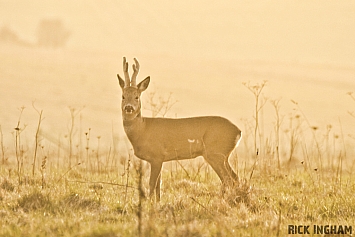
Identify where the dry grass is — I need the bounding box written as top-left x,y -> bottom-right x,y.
0,140 -> 354,237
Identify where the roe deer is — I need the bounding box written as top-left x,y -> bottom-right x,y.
117,57 -> 242,201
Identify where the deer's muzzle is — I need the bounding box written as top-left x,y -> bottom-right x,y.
124,105 -> 135,114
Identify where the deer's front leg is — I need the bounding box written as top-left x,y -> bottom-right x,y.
149,161 -> 162,201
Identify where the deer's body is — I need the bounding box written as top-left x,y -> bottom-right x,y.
117,58 -> 241,201
124,116 -> 240,163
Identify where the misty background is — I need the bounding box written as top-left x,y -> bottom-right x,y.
0,1 -> 354,151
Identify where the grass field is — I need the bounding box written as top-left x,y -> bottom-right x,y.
1,44 -> 355,236
0,151 -> 354,236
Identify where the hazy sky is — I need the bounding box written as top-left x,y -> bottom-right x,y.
1,1 -> 355,63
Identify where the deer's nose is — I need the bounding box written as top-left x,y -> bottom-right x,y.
124,105 -> 135,114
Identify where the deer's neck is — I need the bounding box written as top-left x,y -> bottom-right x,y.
123,115 -> 145,142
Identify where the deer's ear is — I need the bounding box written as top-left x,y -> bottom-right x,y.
117,74 -> 125,89
137,76 -> 150,92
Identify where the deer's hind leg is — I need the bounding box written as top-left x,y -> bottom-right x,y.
202,128 -> 240,186
204,152 -> 238,186
224,158 -> 239,184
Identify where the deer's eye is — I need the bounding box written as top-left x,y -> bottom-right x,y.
122,96 -> 125,99
135,96 -> 139,100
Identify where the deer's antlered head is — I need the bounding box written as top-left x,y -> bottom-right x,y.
117,57 -> 150,121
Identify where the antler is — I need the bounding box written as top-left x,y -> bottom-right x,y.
131,58 -> 140,87
123,57 -> 131,87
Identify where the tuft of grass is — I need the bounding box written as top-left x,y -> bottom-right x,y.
1,178 -> 15,192
82,228 -> 120,237
17,190 -> 54,213
224,178 -> 252,206
60,193 -> 100,210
